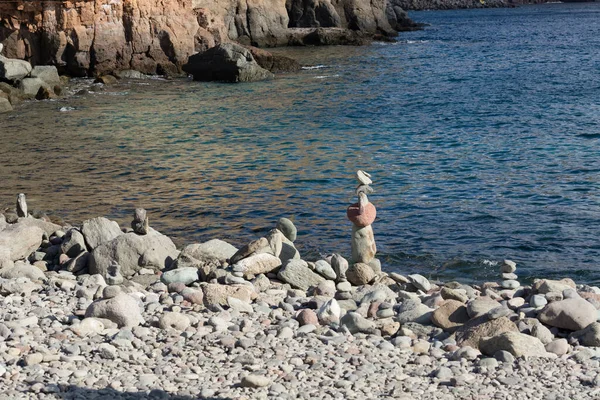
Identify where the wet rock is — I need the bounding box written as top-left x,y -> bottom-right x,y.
0,55 -> 32,81
183,43 -> 273,82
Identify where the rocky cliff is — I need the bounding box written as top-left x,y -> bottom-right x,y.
0,0 -> 417,76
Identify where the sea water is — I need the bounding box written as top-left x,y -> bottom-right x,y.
1,3 -> 599,283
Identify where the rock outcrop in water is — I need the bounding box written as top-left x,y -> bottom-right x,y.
0,0 -> 419,77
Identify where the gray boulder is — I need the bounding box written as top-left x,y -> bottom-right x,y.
160,267 -> 200,286
30,66 -> 61,87
480,332 -> 549,358
0,261 -> 45,281
538,298 -> 597,331
61,228 -> 88,257
277,259 -> 325,291
85,292 -> 144,328
19,77 -> 50,97
570,322 -> 600,347
182,43 -> 274,83
15,217 -> 63,237
233,253 -> 281,279
82,217 -> 123,250
0,97 -> 11,113
340,311 -> 376,334
171,239 -> 237,280
89,231 -> 178,277
0,223 -> 44,261
0,55 -> 32,82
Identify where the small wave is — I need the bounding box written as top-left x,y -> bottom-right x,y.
302,65 -> 327,70
59,106 -> 75,112
482,259 -> 498,267
399,40 -> 429,44
315,74 -> 340,79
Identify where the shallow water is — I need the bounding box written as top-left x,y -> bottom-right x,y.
1,3 -> 600,283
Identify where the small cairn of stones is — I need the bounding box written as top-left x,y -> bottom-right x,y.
345,170 -> 380,285
16,193 -> 27,218
500,259 -> 519,289
131,207 -> 149,235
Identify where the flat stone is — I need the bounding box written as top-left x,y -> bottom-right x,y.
277,259 -> 325,291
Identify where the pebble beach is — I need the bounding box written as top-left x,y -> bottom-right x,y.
2,184 -> 600,400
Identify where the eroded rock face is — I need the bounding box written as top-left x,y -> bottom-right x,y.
0,0 -> 417,76
0,0 -> 200,76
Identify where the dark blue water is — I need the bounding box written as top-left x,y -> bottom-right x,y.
1,3 -> 600,283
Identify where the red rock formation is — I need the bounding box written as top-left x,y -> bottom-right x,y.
0,0 -> 201,76
0,0 -> 416,76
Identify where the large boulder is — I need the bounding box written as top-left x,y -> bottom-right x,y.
19,77 -> 50,97
570,322 -> 600,347
81,217 -> 123,250
201,283 -> 256,307
30,66 -> 61,87
89,231 -> 178,277
0,261 -> 46,281
431,299 -> 470,332
0,223 -> 44,261
538,298 -> 597,331
0,97 -> 11,113
277,259 -> 325,291
455,316 -> 518,350
85,292 -> 144,328
0,55 -> 32,82
15,217 -> 63,237
233,253 -> 281,279
183,43 -> 274,83
246,46 -> 301,73
480,332 -> 549,358
532,278 -> 576,294
171,239 -> 237,280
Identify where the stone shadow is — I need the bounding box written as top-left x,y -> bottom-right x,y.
48,386 -> 232,400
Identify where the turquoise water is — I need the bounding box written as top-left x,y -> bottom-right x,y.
1,3 -> 600,283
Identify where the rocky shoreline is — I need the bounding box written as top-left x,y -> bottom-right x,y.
1,173 -> 600,399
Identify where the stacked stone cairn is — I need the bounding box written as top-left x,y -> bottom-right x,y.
346,170 -> 380,286
2,192 -> 600,397
500,259 -> 520,290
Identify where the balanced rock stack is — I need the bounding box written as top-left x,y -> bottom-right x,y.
346,170 -> 379,286
500,259 -> 520,290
